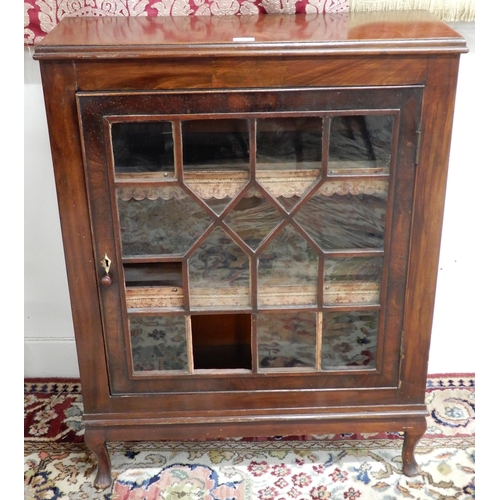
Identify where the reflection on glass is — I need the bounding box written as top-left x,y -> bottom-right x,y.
189,227 -> 250,308
117,188 -> 213,256
256,117 -> 322,210
203,197 -> 233,215
258,224 -> 318,306
258,312 -> 316,369
295,191 -> 387,250
184,170 -> 249,215
124,262 -> 183,288
130,315 -> 188,372
224,191 -> 283,250
276,195 -> 301,212
124,262 -> 184,309
324,257 -> 383,283
182,119 -> 249,169
256,117 -> 322,169
328,115 -> 394,174
183,119 -> 250,215
322,311 -> 378,369
324,257 -> 383,305
112,121 -> 174,174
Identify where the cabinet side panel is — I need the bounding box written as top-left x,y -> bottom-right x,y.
39,61 -> 110,412
401,55 -> 461,400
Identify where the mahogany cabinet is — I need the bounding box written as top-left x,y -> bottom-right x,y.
34,11 -> 467,488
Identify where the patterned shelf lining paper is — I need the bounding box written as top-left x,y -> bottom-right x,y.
24,0 -> 474,46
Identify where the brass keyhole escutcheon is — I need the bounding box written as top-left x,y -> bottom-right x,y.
100,253 -> 112,286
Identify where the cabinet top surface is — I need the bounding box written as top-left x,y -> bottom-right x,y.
33,10 -> 467,60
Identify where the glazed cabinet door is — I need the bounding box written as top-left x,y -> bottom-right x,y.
77,87 -> 422,395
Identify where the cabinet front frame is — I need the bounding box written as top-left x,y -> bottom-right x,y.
77,86 -> 422,397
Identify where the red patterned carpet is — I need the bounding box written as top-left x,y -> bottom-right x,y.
24,379 -> 83,444
24,374 -> 475,499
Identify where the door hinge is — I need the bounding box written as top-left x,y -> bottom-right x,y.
415,130 -> 422,166
398,333 -> 405,389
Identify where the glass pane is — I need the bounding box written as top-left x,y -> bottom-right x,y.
189,227 -> 250,309
224,188 -> 283,250
124,262 -> 182,287
124,263 -> 184,309
116,187 -> 213,257
184,171 -> 249,216
258,224 -> 318,307
256,117 -> 322,168
112,121 -> 174,174
276,195 -> 301,212
321,311 -> 379,369
130,316 -> 188,372
203,197 -> 234,216
295,186 -> 388,250
256,117 -> 322,210
183,119 -> 250,214
182,119 -> 249,170
324,257 -> 383,305
258,312 -> 316,369
328,115 -> 394,174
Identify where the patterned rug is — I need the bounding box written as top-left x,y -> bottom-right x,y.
24,374 -> 475,499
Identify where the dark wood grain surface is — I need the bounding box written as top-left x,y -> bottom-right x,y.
34,10 -> 467,59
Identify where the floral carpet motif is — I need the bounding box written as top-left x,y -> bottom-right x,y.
24,379 -> 84,443
24,374 -> 475,499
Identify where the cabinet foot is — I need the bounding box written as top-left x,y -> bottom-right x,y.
85,431 -> 112,490
402,417 -> 427,476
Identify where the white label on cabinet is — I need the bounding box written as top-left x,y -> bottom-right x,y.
232,37 -> 256,42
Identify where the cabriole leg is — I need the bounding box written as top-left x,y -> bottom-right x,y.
402,417 -> 427,476
85,430 -> 112,489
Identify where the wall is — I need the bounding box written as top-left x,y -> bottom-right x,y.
426,21 -> 478,375
24,23 -> 477,377
24,47 -> 78,377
